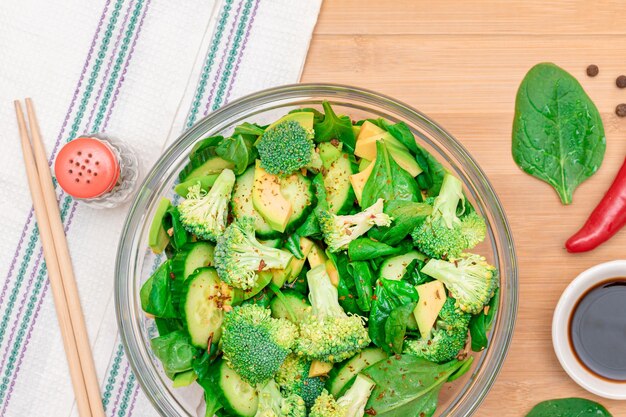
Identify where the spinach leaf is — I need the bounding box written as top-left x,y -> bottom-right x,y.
295,212 -> 321,239
376,119 -> 419,154
369,278 -> 419,354
361,141 -> 420,208
150,330 -> 198,377
284,233 -> 304,259
469,287 -> 500,352
190,136 -> 224,159
348,238 -> 410,261
163,206 -> 189,250
314,101 -> 356,153
363,355 -> 469,417
347,261 -> 375,312
512,62 -> 606,205
327,251 -> 363,315
141,260 -> 177,318
216,134 -> 251,175
368,201 -> 432,246
402,258 -> 432,286
155,318 -> 183,336
526,398 -> 612,417
448,356 -> 474,382
415,143 -> 446,196
233,122 -> 265,137
197,359 -> 224,417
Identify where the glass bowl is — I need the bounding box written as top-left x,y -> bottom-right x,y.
115,84 -> 518,417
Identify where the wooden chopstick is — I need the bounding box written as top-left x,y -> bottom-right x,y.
24,99 -> 106,417
15,100 -> 95,417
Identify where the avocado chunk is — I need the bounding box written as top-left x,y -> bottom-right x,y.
349,160 -> 375,205
357,120 -> 385,140
309,360 -> 333,377
174,174 -> 219,197
355,131 -> 422,177
318,141 -> 343,169
266,111 -> 314,131
413,280 -> 447,339
148,197 -> 171,254
307,242 -> 328,268
252,161 -> 293,233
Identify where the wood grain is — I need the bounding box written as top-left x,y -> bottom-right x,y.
303,1 -> 626,415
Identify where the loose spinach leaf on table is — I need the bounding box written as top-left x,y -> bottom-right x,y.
368,201 -> 432,246
369,278 -> 419,354
361,141 -> 421,208
512,62 -> 606,205
526,398 -> 612,417
150,330 -> 198,377
314,101 -> 356,153
362,355 -> 470,417
469,287 -> 500,352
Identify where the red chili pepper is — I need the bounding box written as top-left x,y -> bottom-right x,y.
566,157 -> 626,253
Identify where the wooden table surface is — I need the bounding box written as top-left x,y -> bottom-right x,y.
302,1 -> 626,415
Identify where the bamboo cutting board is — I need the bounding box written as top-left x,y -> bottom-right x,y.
302,1 -> 626,415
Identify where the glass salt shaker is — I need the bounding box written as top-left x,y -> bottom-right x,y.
54,134 -> 138,208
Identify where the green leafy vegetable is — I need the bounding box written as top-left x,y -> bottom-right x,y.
362,355 -> 469,417
401,258 -> 432,286
190,135 -> 224,159
347,261 -> 375,312
512,62 -> 606,205
140,260 -> 177,318
368,201 -> 432,246
361,141 -> 420,208
233,122 -> 265,137
369,278 -> 419,354
415,144 -> 446,196
162,206 -> 190,250
526,398 -> 612,417
348,238 -> 410,261
327,251 -> 363,315
150,330 -> 198,377
216,134 -> 254,175
314,101 -> 356,153
376,119 -> 419,154
469,287 -> 500,352
284,234 -> 304,259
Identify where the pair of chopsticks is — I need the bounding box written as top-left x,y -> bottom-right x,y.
14,99 -> 105,417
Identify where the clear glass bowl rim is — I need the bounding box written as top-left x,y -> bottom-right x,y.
115,83 -> 518,417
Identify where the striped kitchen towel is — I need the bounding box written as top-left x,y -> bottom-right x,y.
0,0 -> 321,416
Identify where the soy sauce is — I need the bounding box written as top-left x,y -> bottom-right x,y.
569,279 -> 626,382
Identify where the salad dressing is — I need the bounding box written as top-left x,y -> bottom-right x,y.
568,279 -> 626,382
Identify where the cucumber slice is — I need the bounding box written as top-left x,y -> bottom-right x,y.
182,268 -> 234,349
323,151 -> 357,214
319,142 -> 343,168
179,146 -> 234,182
326,347 -> 388,397
232,165 -> 280,239
174,174 -> 219,197
148,197 -> 171,254
379,251 -> 427,281
172,242 -> 215,279
215,359 -> 259,417
281,172 -> 315,233
270,290 -> 311,323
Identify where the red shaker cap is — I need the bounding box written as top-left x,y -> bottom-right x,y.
54,137 -> 120,199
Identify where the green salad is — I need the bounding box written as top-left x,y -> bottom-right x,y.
142,102 -> 499,417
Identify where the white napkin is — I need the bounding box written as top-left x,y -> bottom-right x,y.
0,0 -> 321,416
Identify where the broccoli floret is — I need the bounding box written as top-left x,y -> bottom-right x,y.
403,297 -> 470,363
411,172 -> 486,259
276,354 -> 325,408
295,265 -> 370,363
255,379 -> 306,417
421,253 -> 498,315
309,375 -> 376,417
257,120 -> 317,176
178,168 -> 236,241
319,198 -> 392,253
222,304 -> 298,385
215,217 -> 293,290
